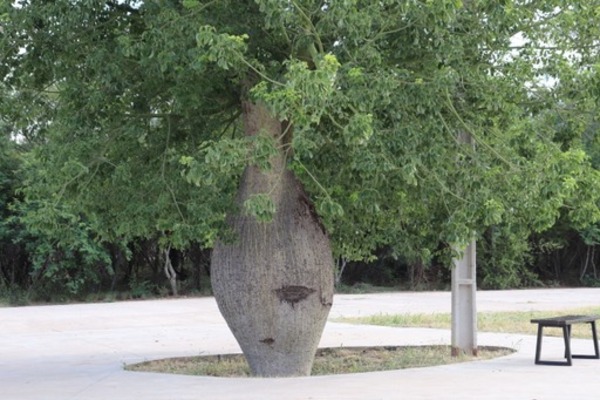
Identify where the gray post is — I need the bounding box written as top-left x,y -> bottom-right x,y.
451,241 -> 478,356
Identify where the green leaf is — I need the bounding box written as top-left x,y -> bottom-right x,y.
244,194 -> 276,223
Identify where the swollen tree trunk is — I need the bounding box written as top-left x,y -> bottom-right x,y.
211,101 -> 334,377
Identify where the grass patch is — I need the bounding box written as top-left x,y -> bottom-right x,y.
127,345 -> 513,377
337,306 -> 600,338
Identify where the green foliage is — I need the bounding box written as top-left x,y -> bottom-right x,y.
2,0 -> 600,297
0,127 -> 31,296
478,225 -> 540,289
128,278 -> 157,299
9,199 -> 113,299
243,193 -> 276,222
0,134 -> 17,235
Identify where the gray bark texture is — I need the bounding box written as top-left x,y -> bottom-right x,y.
211,101 -> 334,377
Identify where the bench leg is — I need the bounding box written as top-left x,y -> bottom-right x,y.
535,324 -> 543,365
564,325 -> 572,358
592,321 -> 599,359
563,325 -> 572,366
571,321 -> 600,360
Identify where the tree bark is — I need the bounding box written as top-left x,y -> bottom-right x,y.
164,246 -> 178,296
211,101 -> 334,377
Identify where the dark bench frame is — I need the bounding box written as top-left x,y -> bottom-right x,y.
530,315 -> 600,366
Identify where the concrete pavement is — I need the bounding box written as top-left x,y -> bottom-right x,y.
2,288 -> 600,399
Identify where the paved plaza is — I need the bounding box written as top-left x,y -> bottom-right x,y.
2,288 -> 600,399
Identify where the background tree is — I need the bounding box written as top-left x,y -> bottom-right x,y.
3,0 -> 600,376
0,120 -> 27,297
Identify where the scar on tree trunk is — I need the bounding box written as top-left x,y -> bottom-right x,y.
275,285 -> 316,308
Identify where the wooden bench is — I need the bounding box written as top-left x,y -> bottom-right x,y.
530,315 -> 600,366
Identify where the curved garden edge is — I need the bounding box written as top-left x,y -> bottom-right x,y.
126,345 -> 515,378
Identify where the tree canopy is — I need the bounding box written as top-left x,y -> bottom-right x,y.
2,0 -> 600,275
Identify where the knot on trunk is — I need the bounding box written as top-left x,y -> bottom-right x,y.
275,285 -> 316,308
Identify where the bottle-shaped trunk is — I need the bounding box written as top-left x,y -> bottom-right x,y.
211,101 -> 334,377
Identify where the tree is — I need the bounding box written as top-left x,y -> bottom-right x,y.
3,0 -> 600,376
0,119 -> 26,294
